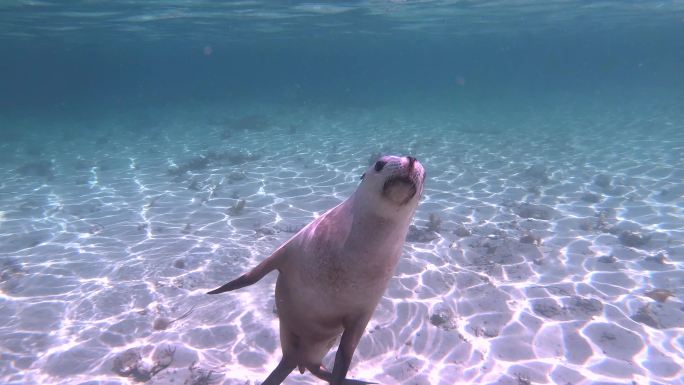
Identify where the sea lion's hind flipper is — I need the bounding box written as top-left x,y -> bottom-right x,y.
207,245 -> 289,295
308,364 -> 377,385
261,357 -> 297,385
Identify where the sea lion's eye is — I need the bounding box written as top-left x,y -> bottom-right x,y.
374,160 -> 386,172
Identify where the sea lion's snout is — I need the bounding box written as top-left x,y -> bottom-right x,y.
379,155 -> 424,205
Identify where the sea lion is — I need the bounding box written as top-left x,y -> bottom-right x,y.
208,155 -> 426,385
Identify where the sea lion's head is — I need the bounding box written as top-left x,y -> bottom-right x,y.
358,155 -> 425,218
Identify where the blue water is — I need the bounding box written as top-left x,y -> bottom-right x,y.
1,2 -> 683,385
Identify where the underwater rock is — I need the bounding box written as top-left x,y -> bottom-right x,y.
113,347 -> 174,382
578,218 -> 594,231
655,184 -> 684,202
515,203 -> 555,220
275,223 -> 305,233
171,275 -> 203,290
594,174 -> 612,189
406,225 -> 440,243
227,199 -> 246,215
606,185 -> 629,196
533,301 -> 563,319
644,253 -> 667,265
95,136 -> 109,146
532,296 -> 603,320
429,307 -> 457,330
232,114 -> 269,131
597,255 -> 618,264
112,348 -> 146,379
0,257 -> 25,281
0,257 -> 26,294
188,179 -> 200,191
564,296 -> 603,318
426,213 -> 442,233
168,155 -> 210,176
595,208 -> 617,233
4,231 -> 51,251
207,150 -> 260,165
153,306 -> 195,331
227,170 -> 247,183
453,225 -> 472,237
519,232 -> 540,245
580,192 -> 602,203
522,164 -> 550,183
631,304 -> 662,329
255,226 -> 277,236
74,158 -> 96,170
17,160 -> 54,179
186,362 -> 215,385
644,289 -> 674,303
619,231 -> 650,248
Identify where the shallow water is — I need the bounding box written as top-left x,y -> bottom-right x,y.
1,2 -> 684,385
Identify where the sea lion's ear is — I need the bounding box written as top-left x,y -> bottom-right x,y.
360,172 -> 366,180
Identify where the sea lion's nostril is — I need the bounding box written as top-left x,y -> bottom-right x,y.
406,156 -> 416,170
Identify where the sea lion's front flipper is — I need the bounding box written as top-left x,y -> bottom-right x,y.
207,243 -> 291,295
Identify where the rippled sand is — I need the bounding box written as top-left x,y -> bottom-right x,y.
1,102 -> 682,385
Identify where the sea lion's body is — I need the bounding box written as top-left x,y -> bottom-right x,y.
208,155 -> 425,385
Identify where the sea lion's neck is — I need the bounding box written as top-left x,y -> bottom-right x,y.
339,193 -> 412,256
346,190 -> 413,228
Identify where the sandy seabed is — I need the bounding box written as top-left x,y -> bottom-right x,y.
1,101 -> 683,385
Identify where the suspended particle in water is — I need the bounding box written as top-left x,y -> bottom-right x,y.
203,45 -> 213,56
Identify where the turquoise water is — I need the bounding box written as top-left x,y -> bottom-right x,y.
1,2 -> 683,385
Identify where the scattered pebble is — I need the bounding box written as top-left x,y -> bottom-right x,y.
594,174 -> 612,189
17,160 -> 55,179
227,199 -> 246,215
644,253 -> 667,264
515,203 -> 555,220
580,192 -> 601,203
168,155 -> 210,176
597,255 -> 618,263
453,225 -> 471,237
522,164 -> 550,183
519,232 -> 540,245
112,346 -> 175,381
619,231 -> 650,248
228,170 -> 247,183
255,226 -> 277,236
429,307 -> 457,330
153,305 -> 196,331
406,225 -> 440,243
426,213 -> 442,233
644,289 -> 674,303
631,304 -> 663,329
